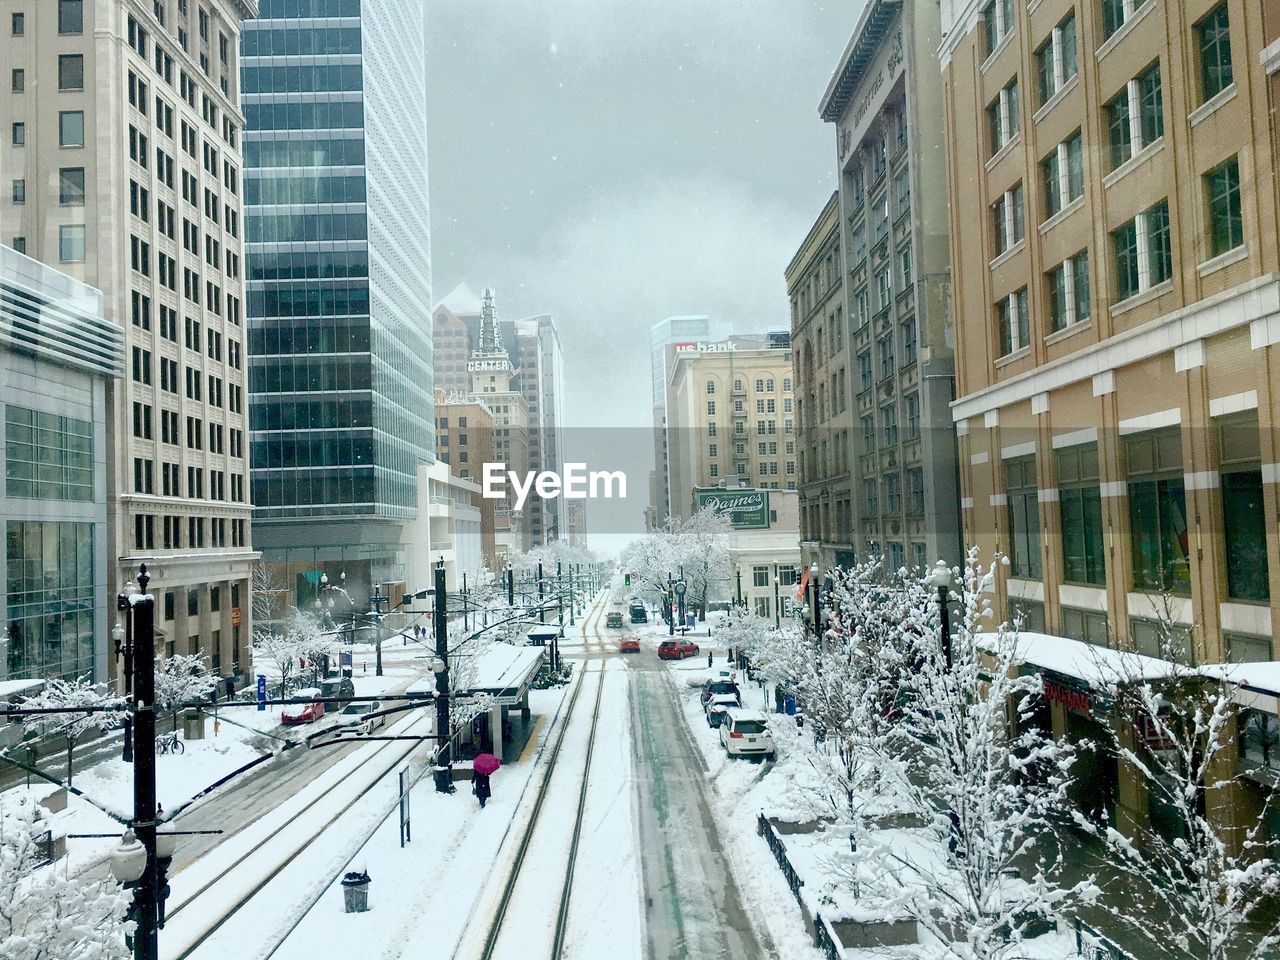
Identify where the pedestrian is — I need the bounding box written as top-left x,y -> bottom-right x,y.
707,651 -> 713,668
473,770 -> 492,809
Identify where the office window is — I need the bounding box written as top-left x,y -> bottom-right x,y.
58,0 -> 84,34
1127,428 -> 1189,593
11,237 -> 25,254
1047,250 -> 1091,333
1005,455 -> 1041,579
59,111 -> 85,147
1113,200 -> 1171,300
907,467 -> 924,516
885,472 -> 901,515
992,183 -> 1024,254
58,55 -> 84,91
1056,444 -> 1105,585
987,79 -> 1020,155
1205,157 -> 1242,258
5,521 -> 95,681
59,225 -> 86,262
11,180 -> 24,204
982,0 -> 1013,56
59,168 -> 86,205
1101,0 -> 1150,39
877,332 -> 895,380
1106,62 -> 1162,170
11,68 -> 23,93
858,349 -> 872,391
863,478 -> 879,516
901,317 -> 917,367
706,380 -> 715,395
1218,415 -> 1268,602
1061,607 -> 1109,647
706,400 -> 715,416
11,123 -> 24,146
5,406 -> 93,501
1042,131 -> 1083,219
881,401 -> 898,447
11,13 -> 24,35
1036,12 -> 1078,105
1197,4 -> 1233,102
997,287 -> 1030,356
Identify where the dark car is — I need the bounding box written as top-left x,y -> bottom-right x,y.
700,679 -> 741,707
606,611 -> 625,629
319,676 -> 355,705
629,602 -> 648,624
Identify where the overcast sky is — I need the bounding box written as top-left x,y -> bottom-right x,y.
424,1 -> 860,545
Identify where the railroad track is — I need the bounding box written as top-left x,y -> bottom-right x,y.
160,709 -> 431,960
476,598 -> 611,960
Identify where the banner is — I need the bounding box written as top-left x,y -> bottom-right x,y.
695,488 -> 769,529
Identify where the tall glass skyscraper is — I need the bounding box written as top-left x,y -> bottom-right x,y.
242,0 -> 432,609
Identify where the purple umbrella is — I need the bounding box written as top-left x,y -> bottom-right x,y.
473,753 -> 502,777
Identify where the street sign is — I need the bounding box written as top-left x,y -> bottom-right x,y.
695,487 -> 770,528
256,674 -> 266,711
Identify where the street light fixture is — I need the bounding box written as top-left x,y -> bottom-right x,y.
928,559 -> 954,669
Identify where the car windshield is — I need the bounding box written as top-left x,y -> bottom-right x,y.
733,720 -> 766,734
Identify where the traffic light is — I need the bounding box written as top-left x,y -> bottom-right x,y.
624,573 -> 631,587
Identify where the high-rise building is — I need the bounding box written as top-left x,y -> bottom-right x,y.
432,283 -> 483,394
519,314 -> 566,542
0,248 -> 121,684
663,334 -> 797,520
469,289 -> 529,558
819,0 -> 962,578
242,0 -> 433,608
434,389 -> 497,569
940,0 -> 1278,839
787,193 -> 855,572
648,315 -> 732,527
0,0 -> 258,677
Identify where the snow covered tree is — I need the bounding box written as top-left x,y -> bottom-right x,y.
866,549 -> 1093,959
250,561 -> 287,632
154,652 -> 217,733
0,797 -> 132,960
19,679 -> 124,789
617,507 -> 730,619
1081,612 -> 1280,960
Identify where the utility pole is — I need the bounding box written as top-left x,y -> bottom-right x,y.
568,563 -> 576,626
432,558 -> 453,793
537,560 -> 545,624
130,564 -> 159,960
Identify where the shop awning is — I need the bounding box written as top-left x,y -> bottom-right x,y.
1200,661 -> 1280,715
978,631 -> 1187,689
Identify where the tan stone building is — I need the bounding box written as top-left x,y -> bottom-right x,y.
0,0 -> 257,677
664,335 -> 797,520
820,0 -> 962,577
434,389 -> 497,569
941,0 -> 1280,839
787,192 -> 855,572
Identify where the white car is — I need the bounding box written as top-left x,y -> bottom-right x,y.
341,701 -> 385,735
705,693 -> 740,728
719,710 -> 775,759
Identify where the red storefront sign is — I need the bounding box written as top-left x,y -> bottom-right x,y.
231,607 -> 242,628
1043,678 -> 1092,718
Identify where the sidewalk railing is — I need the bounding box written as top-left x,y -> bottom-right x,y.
812,913 -> 842,960
757,813 -> 804,906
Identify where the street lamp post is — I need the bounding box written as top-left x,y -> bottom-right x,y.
773,566 -> 780,629
808,564 -> 821,642
665,572 -> 675,636
506,563 -> 515,606
432,558 -> 454,793
929,560 -> 954,669
735,568 -> 743,607
111,606 -> 134,764
537,561 -> 545,625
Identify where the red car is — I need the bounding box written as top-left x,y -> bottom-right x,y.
282,689 -> 325,725
657,639 -> 701,660
619,634 -> 641,653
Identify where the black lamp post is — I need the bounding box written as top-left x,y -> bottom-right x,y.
369,583 -> 388,677
808,564 -> 821,641
111,591 -> 135,764
929,560 -> 954,669
506,562 -> 515,606
773,566 -> 781,629
432,558 -> 454,793
665,572 -> 675,636
537,561 -> 545,625
735,568 -> 743,607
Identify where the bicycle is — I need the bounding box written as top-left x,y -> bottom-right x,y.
156,732 -> 184,756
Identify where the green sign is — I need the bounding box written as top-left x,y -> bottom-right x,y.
696,488 -> 770,529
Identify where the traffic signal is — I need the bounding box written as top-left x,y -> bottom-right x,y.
624,573 -> 631,587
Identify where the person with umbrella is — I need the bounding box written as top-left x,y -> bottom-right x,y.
473,752 -> 501,809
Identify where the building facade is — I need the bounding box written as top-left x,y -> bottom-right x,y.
787,192 -> 855,573
703,485 -> 802,622
0,0 -> 258,676
432,283 -> 483,395
403,459 -> 485,594
820,0 -> 962,577
664,335 -> 797,521
648,315 -> 733,528
0,249 -> 121,683
434,389 -> 496,568
243,0 -> 434,605
941,0 -> 1279,840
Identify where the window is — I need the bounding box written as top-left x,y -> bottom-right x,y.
982,0 -> 1013,57
1042,131 -> 1083,219
1240,710 -> 1280,777
59,225 -> 85,262
901,317 -> 917,366
992,184 -> 1024,254
898,245 -> 913,291
11,13 -> 24,35
904,392 -> 920,441
1205,157 -> 1242,258
881,401 -> 898,447
894,165 -> 911,218
1113,200 -> 1171,300
877,333 -> 895,380
706,380 -> 715,395
1126,428 -> 1189,593
1101,0 -> 1149,39
1218,415 -> 1268,602
858,349 -> 872,391
885,472 -> 901,515
1196,3 -> 1232,102
863,478 -> 879,516
11,69 -> 24,93
59,168 -> 85,205
1106,62 -> 1162,170
907,467 -> 924,515
5,521 -> 96,680
5,407 -> 93,501
987,78 -> 1019,156
1036,12 -> 1077,105
1056,444 -> 1105,585
706,400 -> 715,416
1005,455 -> 1041,579
58,55 -> 84,91
59,0 -> 84,34
1062,607 -> 1110,647
59,111 -> 85,147
998,287 -> 1030,355
11,123 -> 24,146
752,565 -> 770,588
1047,250 -> 1091,333
11,180 -> 24,204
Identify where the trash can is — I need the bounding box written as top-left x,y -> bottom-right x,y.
183,709 -> 204,740
341,870 -> 370,913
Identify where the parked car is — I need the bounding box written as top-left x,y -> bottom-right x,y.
677,639 -> 700,658
619,634 -> 641,653
606,612 -> 625,629
319,676 -> 355,705
282,689 -> 325,725
629,602 -> 648,624
341,701 -> 385,735
719,710 -> 775,760
700,679 -> 741,707
705,693 -> 739,728
658,639 -> 701,660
